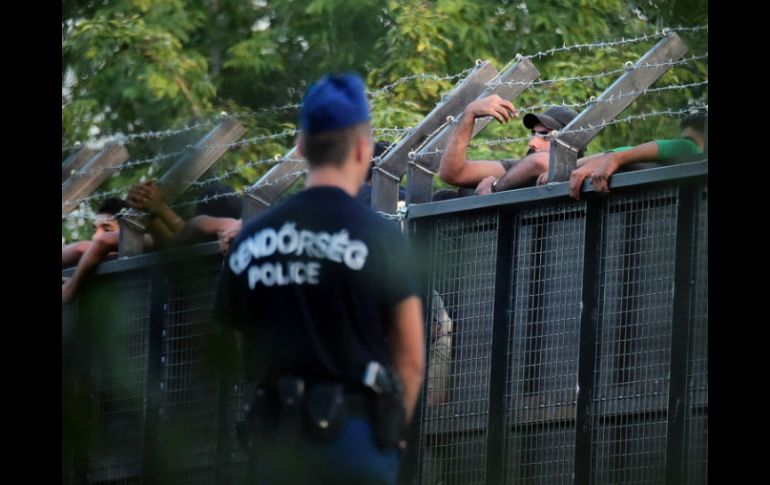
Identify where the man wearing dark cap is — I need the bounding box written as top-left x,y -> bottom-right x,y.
439,94 -> 579,193
213,73 -> 425,485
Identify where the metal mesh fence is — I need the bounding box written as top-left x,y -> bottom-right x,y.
66,172 -> 707,485
504,201 -> 586,484
157,258 -> 224,484
683,185 -> 708,485
590,186 -> 679,485
219,378 -> 249,484
418,211 -> 499,485
87,272 -> 152,485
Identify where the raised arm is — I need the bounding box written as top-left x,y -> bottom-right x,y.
127,181 -> 186,237
439,95 -> 518,187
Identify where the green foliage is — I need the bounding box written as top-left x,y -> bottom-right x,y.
62,0 -> 707,242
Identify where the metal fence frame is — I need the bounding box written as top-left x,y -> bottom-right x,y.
406,160 -> 707,485
63,160 -> 708,485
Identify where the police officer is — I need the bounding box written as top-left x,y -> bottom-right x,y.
213,73 -> 425,485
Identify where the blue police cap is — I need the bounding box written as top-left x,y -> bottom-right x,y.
299,73 -> 371,135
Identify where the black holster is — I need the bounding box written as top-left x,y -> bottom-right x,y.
371,392 -> 406,450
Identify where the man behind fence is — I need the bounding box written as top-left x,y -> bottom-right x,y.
438,94 -> 581,194
213,73 -> 425,485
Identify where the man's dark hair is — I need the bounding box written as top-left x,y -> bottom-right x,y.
96,197 -> 128,216
194,182 -> 242,219
681,111 -> 707,133
366,140 -> 392,182
300,123 -> 371,168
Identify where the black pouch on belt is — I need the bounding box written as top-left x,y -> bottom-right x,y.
371,392 -> 406,450
303,383 -> 347,443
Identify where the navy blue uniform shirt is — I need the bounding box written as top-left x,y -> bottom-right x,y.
214,186 -> 419,388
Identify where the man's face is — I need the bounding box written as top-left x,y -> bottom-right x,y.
527,122 -> 552,155
92,213 -> 120,241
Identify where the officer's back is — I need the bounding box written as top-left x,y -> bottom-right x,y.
214,73 -> 425,485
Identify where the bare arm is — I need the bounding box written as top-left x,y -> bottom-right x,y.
439,95 -> 517,187
389,296 -> 425,425
569,155 -> 609,200
146,218 -> 175,245
491,151 -> 550,193
590,142 -> 659,193
175,215 -> 241,246
217,219 -> 243,255
127,181 -> 186,235
62,231 -> 119,303
62,240 -> 92,267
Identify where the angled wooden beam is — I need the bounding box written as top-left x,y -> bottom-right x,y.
157,118 -> 246,200
406,58 -> 540,204
61,144 -> 129,216
548,33 -> 689,182
371,61 -> 500,214
241,147 -> 306,220
62,146 -> 98,183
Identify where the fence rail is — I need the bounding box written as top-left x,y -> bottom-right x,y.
63,160 -> 707,485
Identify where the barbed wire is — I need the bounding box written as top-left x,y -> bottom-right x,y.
174,170 -> 309,211
63,25 -> 709,225
64,71 -> 707,206
376,210 -> 406,222
521,25 -> 707,60
558,106 -> 707,136
63,153 -> 305,208
225,103 -> 302,119
406,117 -> 455,161
64,186 -> 129,207
61,67 -> 476,152
369,67 -> 477,97
518,80 -> 708,114
65,94 -> 707,207
65,104 -> 707,221
205,129 -> 299,150
413,106 -> 707,157
490,53 -> 708,89
64,125 -> 416,183
373,127 -> 415,137
186,156 -> 305,188
65,148 -> 188,181
62,167 -> 313,222
410,79 -> 707,157
62,24 -> 706,154
61,120 -> 216,154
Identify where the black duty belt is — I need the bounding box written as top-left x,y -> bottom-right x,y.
246,383 -> 373,418
344,393 -> 371,418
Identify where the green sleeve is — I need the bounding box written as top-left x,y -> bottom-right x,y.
655,138 -> 702,162
606,146 -> 634,154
